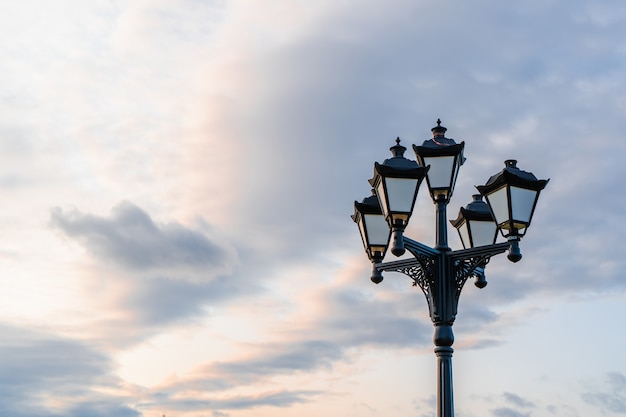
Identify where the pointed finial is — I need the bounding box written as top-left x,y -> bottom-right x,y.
431,119 -> 447,137
389,137 -> 406,157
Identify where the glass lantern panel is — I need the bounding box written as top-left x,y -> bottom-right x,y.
364,214 -> 390,246
510,186 -> 537,224
383,177 -> 419,213
357,215 -> 368,250
457,221 -> 470,249
423,156 -> 456,189
376,181 -> 389,218
469,220 -> 497,247
485,186 -> 509,226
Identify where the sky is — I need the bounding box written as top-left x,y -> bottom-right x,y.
0,0 -> 625,416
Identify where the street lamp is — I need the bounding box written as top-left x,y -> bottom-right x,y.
367,138 -> 429,257
413,119 -> 465,204
476,159 -> 549,262
352,190 -> 391,284
450,194 -> 498,288
352,120 -> 549,417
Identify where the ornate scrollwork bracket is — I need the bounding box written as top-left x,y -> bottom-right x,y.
373,239 -> 511,324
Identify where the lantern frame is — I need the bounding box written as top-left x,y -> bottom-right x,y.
476,159 -> 549,239
369,138 -> 429,229
368,138 -> 429,256
450,194 -> 497,249
352,192 -> 391,262
413,120 -> 465,203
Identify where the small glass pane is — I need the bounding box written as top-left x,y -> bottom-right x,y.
384,177 -> 418,213
357,216 -> 368,250
469,220 -> 497,247
510,186 -> 537,223
424,156 -> 455,189
457,221 -> 470,249
486,186 -> 509,226
376,181 -> 389,217
364,214 -> 390,246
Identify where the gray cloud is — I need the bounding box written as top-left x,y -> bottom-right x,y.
50,201 -> 231,275
0,324 -> 139,417
492,407 -> 531,417
64,403 -> 140,417
218,0 -> 626,316
217,340 -> 343,376
147,280 -> 436,409
143,389 -> 320,413
49,201 -> 249,335
321,285 -> 433,348
121,276 -> 239,326
169,340 -> 355,393
582,372 -> 626,414
503,392 -> 535,409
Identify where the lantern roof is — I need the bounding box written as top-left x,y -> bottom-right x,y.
478,159 -> 549,192
352,192 -> 382,218
450,194 -> 493,227
380,138 -> 422,169
369,138 -> 428,185
414,119 -> 465,157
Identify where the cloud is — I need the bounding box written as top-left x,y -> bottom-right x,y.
215,340 -> 343,378
137,267 -> 438,412
143,389 -> 320,413
319,284 -> 433,348
168,311 -> 426,394
121,276 -> 237,326
503,392 -> 535,409
49,201 -> 247,339
582,372 -> 626,414
491,408 -> 531,417
0,0 -> 624,416
0,324 -> 139,417
50,201 -> 232,277
64,403 -> 140,417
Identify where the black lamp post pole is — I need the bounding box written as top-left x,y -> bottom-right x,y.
434,194 -> 453,417
375,232 -> 510,417
372,193 -> 514,417
353,120 -> 548,417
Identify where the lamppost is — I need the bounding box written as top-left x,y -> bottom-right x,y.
352,120 -> 549,417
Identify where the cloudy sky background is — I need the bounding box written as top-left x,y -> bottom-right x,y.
0,0 -> 625,416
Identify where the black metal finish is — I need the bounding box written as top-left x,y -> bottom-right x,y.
353,120 -> 548,417
375,237 -> 509,326
373,229 -> 510,417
